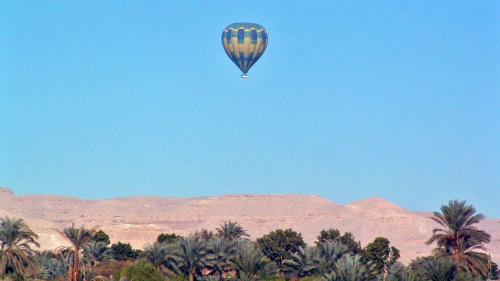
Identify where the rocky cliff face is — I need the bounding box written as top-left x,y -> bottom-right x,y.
0,187 -> 498,264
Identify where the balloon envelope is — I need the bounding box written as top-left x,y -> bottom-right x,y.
222,23 -> 268,77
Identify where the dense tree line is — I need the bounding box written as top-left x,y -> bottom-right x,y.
0,201 -> 497,281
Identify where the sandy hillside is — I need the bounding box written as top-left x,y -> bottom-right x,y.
0,187 -> 498,264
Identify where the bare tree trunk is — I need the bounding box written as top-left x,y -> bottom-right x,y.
454,243 -> 461,271
383,247 -> 393,281
69,262 -> 74,281
82,259 -> 87,281
73,248 -> 80,281
454,236 -> 461,269
383,265 -> 388,281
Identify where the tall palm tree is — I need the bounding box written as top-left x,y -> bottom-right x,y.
206,236 -> 236,278
426,200 -> 491,275
0,217 -> 40,279
57,225 -> 94,281
173,236 -> 210,281
216,221 -> 249,240
283,246 -> 320,277
453,240 -> 490,277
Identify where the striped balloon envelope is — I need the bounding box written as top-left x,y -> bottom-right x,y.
222,23 -> 268,78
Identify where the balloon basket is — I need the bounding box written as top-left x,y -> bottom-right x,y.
241,74 -> 249,78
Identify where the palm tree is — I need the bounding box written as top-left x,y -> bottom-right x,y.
173,236 -> 210,281
390,267 -> 417,281
206,236 -> 236,278
421,257 -> 456,281
57,225 -> 94,281
426,200 -> 491,275
216,221 -> 249,240
83,241 -> 112,269
452,239 -> 490,277
35,250 -> 56,275
37,251 -> 70,280
318,241 -> 350,274
35,250 -> 55,277
143,241 -> 178,275
322,255 -> 376,281
0,217 -> 40,279
283,246 -> 320,277
231,240 -> 276,281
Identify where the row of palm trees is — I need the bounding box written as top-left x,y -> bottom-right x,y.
0,199 -> 495,281
142,235 -> 369,281
0,220 -> 111,281
35,240 -> 111,281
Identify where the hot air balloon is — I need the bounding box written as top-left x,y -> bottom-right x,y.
222,23 -> 268,78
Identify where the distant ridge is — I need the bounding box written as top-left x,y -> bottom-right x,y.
0,186 -> 498,264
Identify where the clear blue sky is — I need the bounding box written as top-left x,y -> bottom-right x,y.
1,1 -> 499,217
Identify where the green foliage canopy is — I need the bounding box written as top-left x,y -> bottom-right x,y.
0,217 -> 40,279
92,230 -> 111,245
216,221 -> 249,240
256,228 -> 306,270
157,233 -> 183,244
120,260 -> 165,281
315,229 -> 361,255
111,242 -> 140,261
363,237 -> 400,275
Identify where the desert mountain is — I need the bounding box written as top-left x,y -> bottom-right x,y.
0,187 -> 498,264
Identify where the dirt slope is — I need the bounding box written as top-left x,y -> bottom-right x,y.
0,187 -> 498,264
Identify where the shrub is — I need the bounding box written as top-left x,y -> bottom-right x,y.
299,275 -> 322,281
168,274 -> 189,281
111,242 -> 140,261
93,259 -> 132,278
259,275 -> 286,281
1,274 -> 21,281
120,260 -> 165,281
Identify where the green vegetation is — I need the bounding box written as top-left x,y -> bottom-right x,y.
232,239 -> 276,281
256,228 -> 306,270
426,200 -> 491,276
93,230 -> 111,245
158,233 -> 183,244
282,246 -> 320,278
207,237 -> 236,277
316,229 -> 341,245
58,225 -> 95,281
193,229 -> 216,241
362,237 -> 400,279
120,260 -> 165,281
216,221 -> 249,240
0,217 -> 40,280
316,229 -> 361,255
111,241 -> 141,261
322,255 -> 377,281
0,199 -> 496,281
173,237 -> 210,281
